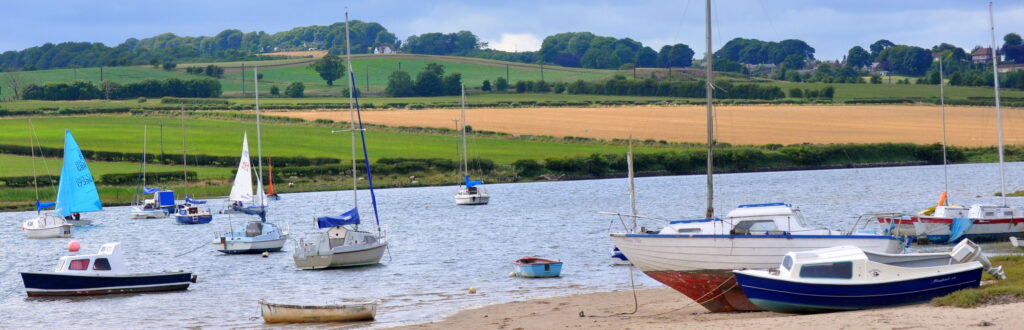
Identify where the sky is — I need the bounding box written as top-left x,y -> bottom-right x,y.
3,0 -> 1024,60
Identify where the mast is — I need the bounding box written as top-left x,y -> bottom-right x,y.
461,84 -> 469,181
989,1 -> 1007,206
142,125 -> 148,192
255,66 -> 265,207
627,138 -> 637,232
29,118 -> 39,214
704,0 -> 715,219
938,57 -> 949,201
345,10 -> 358,212
181,106 -> 188,196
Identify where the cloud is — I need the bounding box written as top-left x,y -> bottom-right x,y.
487,33 -> 543,52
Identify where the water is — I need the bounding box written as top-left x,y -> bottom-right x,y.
2,162 -> 1023,328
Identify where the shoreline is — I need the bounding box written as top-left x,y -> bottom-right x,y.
392,288 -> 1024,329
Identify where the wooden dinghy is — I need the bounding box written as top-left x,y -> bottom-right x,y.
259,300 -> 376,323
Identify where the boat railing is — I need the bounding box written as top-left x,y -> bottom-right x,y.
848,212 -> 908,235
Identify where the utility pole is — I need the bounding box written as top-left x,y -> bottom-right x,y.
99,66 -> 104,81
506,64 -> 510,83
540,63 -> 544,81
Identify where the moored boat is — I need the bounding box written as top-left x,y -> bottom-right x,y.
20,242 -> 195,297
24,129 -> 102,236
513,257 -> 563,278
454,86 -> 489,206
733,239 -> 1005,313
259,300 -> 376,323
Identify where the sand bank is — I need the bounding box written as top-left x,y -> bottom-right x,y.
393,288 -> 1022,329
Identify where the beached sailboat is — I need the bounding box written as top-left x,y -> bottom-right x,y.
213,69 -> 288,254
454,86 -> 489,205
174,109 -> 213,224
292,11 -> 388,269
24,129 -> 102,237
734,239 -> 1005,313
130,125 -> 171,219
266,157 -> 281,200
873,2 -> 1024,243
609,0 -> 904,313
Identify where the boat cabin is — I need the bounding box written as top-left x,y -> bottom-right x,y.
327,226 -> 380,249
658,203 -> 829,236
933,205 -> 969,218
968,204 -> 1022,220
773,241 -> 980,282
54,243 -> 127,275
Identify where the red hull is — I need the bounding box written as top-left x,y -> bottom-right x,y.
877,216 -> 1024,225
645,270 -> 761,312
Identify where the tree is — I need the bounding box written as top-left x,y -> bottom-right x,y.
481,80 -> 492,91
846,46 -> 872,68
634,47 -> 658,67
514,80 -> 527,93
269,85 -> 280,96
385,71 -> 415,97
441,73 -> 462,95
162,62 -> 176,71
1006,33 -> 1023,46
284,82 -> 304,97
1003,33 -> 1024,63
658,44 -> 695,67
870,74 -> 882,84
312,54 -> 345,86
877,45 -> 932,76
788,88 -> 803,98
414,69 -> 443,96
257,73 -> 264,81
3,71 -> 24,100
494,77 -> 508,92
869,39 -> 895,59
204,65 -> 224,78
781,54 -> 806,70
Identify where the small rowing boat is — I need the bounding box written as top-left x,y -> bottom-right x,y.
259,300 -> 376,323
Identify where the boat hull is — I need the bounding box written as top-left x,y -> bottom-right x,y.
66,219 -> 94,226
20,272 -> 193,297
293,242 -> 387,270
175,214 -> 212,224
25,224 -> 73,239
214,236 -> 287,254
130,209 -> 168,219
879,216 -> 1024,243
735,267 -> 982,313
259,300 -> 376,323
514,263 -> 563,278
455,194 -> 489,205
609,233 -> 904,312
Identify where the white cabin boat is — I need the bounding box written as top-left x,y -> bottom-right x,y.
294,226 -> 387,269
22,214 -> 72,239
20,242 -> 195,297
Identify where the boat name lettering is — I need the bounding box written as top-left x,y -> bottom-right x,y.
76,176 -> 93,187
932,276 -> 954,284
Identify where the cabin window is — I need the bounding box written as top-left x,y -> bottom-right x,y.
676,228 -> 702,234
732,220 -> 777,234
68,259 -> 90,271
782,256 -> 793,270
799,261 -> 853,279
985,212 -> 995,217
1005,211 -> 1014,217
93,258 -> 112,271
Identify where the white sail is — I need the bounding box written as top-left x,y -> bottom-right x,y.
256,177 -> 268,207
229,133 -> 254,202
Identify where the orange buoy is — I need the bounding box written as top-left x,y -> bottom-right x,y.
68,240 -> 80,252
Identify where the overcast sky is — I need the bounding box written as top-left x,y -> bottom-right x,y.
3,0 -> 1024,60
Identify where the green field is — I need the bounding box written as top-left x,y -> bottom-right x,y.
0,66 -> 199,99
0,115 -> 667,164
762,81 -> 1024,102
0,154 -> 233,179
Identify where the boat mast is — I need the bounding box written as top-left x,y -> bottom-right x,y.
938,57 -> 949,202
344,10 -> 359,226
181,106 -> 188,196
704,0 -> 715,219
255,66 -> 264,207
989,1 -> 1007,206
461,84 -> 469,182
29,118 -> 39,214
627,138 -> 637,231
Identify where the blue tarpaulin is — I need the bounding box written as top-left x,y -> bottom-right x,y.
948,217 -> 972,243
317,208 -> 360,228
465,175 -> 482,188
143,187 -> 160,194
36,200 -> 56,211
185,196 -> 206,205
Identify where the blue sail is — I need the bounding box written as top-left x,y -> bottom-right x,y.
55,130 -> 102,217
143,187 -> 160,194
465,175 -> 483,188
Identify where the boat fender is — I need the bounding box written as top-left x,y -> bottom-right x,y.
68,240 -> 80,252
261,251 -> 270,258
468,287 -> 477,294
190,274 -> 198,283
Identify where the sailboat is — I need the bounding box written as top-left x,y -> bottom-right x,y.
266,157 -> 281,201
454,86 -> 489,205
174,109 -> 214,224
873,2 -> 1024,243
24,129 -> 103,237
213,68 -> 288,254
608,0 -> 904,313
130,125 -> 171,219
292,10 -> 388,270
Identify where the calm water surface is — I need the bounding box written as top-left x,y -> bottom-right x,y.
2,162 -> 1023,328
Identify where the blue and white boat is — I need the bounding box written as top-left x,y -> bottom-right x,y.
23,130 -> 102,237
20,242 -> 195,297
513,257 -> 563,278
174,109 -> 214,225
130,125 -> 170,220
733,239 -> 1005,313
213,74 -> 288,254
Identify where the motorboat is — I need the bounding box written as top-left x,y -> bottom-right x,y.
259,300 -> 376,323
22,213 -> 72,239
734,239 -> 1005,313
175,197 -> 213,224
20,242 -> 196,297
513,257 -> 563,278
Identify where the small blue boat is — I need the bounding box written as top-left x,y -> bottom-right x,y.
175,200 -> 213,224
20,242 -> 195,297
513,257 -> 563,278
733,239 -> 1004,313
611,246 -> 631,265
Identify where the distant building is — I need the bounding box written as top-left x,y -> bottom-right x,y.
973,47 -> 993,63
373,45 -> 396,54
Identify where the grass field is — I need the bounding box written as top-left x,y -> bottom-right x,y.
0,66 -> 198,99
0,154 -> 233,179
0,115 -> 668,163
762,81 -> 1024,102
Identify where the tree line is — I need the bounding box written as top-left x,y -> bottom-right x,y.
21,78 -> 222,100
385,63 -> 463,97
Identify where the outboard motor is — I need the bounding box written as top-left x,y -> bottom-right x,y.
951,239 -> 1006,280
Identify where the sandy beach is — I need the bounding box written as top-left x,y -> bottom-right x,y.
394,288 -> 1023,329
269,104 -> 1024,147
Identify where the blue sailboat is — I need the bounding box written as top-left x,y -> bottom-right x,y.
174,110 -> 213,224
24,130 -> 102,237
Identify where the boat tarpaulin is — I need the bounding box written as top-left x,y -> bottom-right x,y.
465,175 -> 482,188
36,200 -> 56,211
143,187 -> 160,194
232,205 -> 266,221
948,217 -> 972,243
185,196 -> 207,205
318,208 -> 360,228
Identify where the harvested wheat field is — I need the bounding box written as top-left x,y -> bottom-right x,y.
268,104 -> 1024,147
